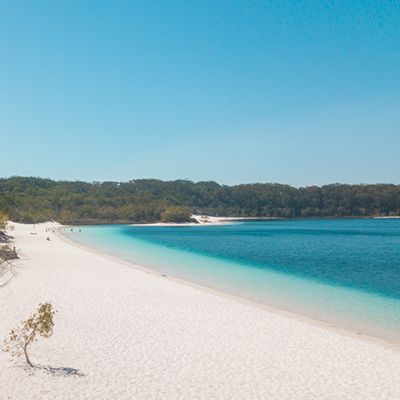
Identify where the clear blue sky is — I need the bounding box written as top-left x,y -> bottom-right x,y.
1,1 -> 399,186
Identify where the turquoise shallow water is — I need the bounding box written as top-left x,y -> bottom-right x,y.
66,219 -> 400,343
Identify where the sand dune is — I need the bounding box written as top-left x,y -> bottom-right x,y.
1,222 -> 400,399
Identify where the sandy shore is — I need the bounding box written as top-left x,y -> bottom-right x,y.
130,214 -> 237,226
130,214 -> 278,226
1,223 -> 400,399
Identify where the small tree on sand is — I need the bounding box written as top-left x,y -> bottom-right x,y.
2,303 -> 56,367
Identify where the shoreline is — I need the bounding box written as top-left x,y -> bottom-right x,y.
130,214 -> 400,227
129,215 -> 259,227
52,215 -> 400,227
60,225 -> 400,352
2,222 -> 400,399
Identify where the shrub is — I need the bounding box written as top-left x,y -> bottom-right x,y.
161,206 -> 192,223
0,244 -> 18,260
3,303 -> 56,367
0,212 -> 7,231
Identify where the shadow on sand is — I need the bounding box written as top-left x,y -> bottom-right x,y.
34,364 -> 85,377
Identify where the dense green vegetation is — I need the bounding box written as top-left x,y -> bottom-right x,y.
0,177 -> 399,224
0,211 -> 7,230
0,211 -> 9,244
161,206 -> 194,223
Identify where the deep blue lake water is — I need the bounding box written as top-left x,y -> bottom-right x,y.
67,218 -> 400,343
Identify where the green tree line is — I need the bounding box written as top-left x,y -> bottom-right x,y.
0,177 -> 399,224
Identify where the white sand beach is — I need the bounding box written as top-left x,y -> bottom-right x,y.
131,214 -> 277,226
130,214 -> 233,226
1,223 -> 400,400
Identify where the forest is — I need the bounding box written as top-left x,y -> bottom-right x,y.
0,176 -> 399,224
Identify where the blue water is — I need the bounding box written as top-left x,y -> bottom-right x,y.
66,219 -> 400,343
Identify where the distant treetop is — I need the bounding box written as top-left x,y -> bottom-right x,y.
0,177 -> 399,224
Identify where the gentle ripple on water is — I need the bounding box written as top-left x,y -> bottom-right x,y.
67,218 -> 400,343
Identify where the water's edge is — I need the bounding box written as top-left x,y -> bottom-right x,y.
59,226 -> 400,349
